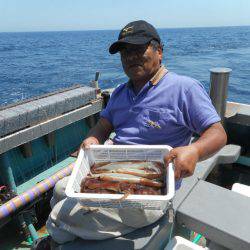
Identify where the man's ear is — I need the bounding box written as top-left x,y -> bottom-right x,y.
158,48 -> 163,62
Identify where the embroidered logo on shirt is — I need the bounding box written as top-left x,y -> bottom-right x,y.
146,120 -> 161,129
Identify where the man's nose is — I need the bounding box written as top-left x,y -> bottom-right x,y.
124,52 -> 140,62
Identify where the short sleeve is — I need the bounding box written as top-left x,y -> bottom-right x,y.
183,80 -> 221,134
100,95 -> 114,125
99,84 -> 124,125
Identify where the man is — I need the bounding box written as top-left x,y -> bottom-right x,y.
83,20 -> 226,181
45,20 -> 226,246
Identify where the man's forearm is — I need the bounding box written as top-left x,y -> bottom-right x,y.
86,118 -> 113,144
191,122 -> 227,161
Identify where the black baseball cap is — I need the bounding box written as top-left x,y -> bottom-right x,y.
109,20 -> 161,54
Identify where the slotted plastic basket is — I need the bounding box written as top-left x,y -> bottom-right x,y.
65,145 -> 175,210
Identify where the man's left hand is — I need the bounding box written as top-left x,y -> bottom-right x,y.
164,145 -> 199,179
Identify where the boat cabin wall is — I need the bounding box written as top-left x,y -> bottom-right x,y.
0,85 -> 102,194
0,120 -> 90,191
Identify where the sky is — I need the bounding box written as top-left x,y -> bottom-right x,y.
0,0 -> 250,32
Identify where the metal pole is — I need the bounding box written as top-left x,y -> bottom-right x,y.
19,142 -> 33,158
101,91 -> 111,108
44,132 -> 55,148
0,153 -> 17,193
90,71 -> 100,89
209,68 -> 232,120
23,213 -> 39,241
0,153 -> 39,241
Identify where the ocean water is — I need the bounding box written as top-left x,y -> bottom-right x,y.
0,26 -> 250,106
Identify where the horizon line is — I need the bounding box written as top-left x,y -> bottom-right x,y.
1,24 -> 250,33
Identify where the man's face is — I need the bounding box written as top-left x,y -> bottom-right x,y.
120,42 -> 163,83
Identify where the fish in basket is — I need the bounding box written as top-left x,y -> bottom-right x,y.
81,161 -> 165,196
65,145 -> 175,210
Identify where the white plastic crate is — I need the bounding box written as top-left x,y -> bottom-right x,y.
65,145 -> 175,210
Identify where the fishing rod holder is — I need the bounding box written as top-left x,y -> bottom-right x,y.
209,67 -> 232,123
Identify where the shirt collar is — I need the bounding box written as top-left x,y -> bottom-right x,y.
150,65 -> 168,85
127,65 -> 168,87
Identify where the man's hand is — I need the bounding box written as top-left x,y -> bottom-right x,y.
164,122 -> 227,179
80,117 -> 113,150
81,136 -> 100,149
164,145 -> 199,179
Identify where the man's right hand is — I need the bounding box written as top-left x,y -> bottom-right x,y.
79,117 -> 113,151
81,136 -> 100,149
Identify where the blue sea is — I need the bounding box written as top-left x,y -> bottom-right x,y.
0,26 -> 250,106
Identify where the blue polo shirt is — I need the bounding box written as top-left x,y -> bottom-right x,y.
101,68 -> 220,147
101,67 -> 220,189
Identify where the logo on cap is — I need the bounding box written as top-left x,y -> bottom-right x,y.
121,26 -> 134,37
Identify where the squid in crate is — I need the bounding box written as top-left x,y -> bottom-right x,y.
80,161 -> 166,196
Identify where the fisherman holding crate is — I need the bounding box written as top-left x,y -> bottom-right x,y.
43,20 -> 227,248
